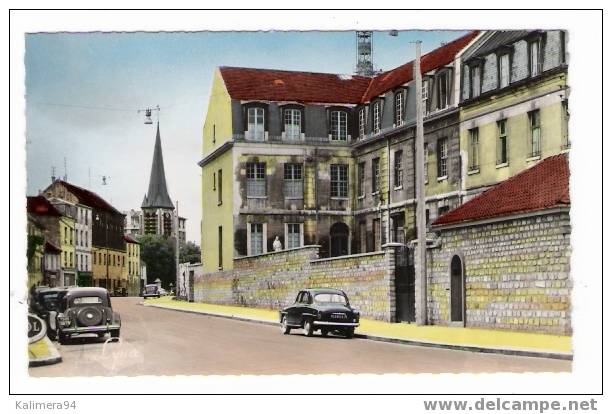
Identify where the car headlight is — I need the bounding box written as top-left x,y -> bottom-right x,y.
58,314 -> 71,327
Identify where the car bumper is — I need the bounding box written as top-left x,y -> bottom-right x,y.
60,325 -> 120,334
313,321 -> 359,327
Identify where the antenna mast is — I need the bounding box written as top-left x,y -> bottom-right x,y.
63,157 -> 68,181
356,31 -> 375,77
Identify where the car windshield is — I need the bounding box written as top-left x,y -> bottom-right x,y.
72,296 -> 103,305
145,285 -> 158,294
313,293 -> 347,305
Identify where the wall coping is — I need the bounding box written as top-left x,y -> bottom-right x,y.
310,250 -> 385,264
234,245 -> 321,261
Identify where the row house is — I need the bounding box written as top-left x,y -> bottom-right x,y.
123,234 -> 141,296
43,179 -> 127,290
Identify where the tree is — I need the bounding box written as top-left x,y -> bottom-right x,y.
180,241 -> 201,264
138,234 -> 175,289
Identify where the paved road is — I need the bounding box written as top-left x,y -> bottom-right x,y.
30,297 -> 571,376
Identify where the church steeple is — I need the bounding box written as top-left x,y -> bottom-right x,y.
142,123 -> 174,210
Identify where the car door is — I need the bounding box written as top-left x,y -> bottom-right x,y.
286,291 -> 303,325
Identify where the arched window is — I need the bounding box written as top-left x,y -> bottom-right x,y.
450,255 -> 465,324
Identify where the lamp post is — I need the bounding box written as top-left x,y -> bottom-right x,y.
96,213 -> 110,290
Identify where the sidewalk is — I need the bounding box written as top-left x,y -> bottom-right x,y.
142,297 -> 572,360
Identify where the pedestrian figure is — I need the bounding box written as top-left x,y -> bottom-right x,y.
273,236 -> 283,252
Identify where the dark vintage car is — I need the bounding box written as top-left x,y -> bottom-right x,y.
28,286 -> 68,340
54,287 -> 121,344
142,284 -> 160,299
279,288 -> 360,338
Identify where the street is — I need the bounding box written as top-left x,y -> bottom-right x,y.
30,297 -> 571,376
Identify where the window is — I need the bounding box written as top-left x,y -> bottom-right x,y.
247,107 -> 265,141
283,163 -> 303,199
218,226 -> 223,269
284,108 -> 301,140
122,256 -> 125,267
562,100 -> 570,148
246,162 -> 266,197
70,252 -> 73,267
213,172 -> 216,190
63,227 -> 67,243
330,110 -> 348,141
438,205 -> 450,217
358,107 -> 366,138
529,41 -> 540,77
250,223 -> 263,256
217,169 -> 222,204
63,252 -> 67,267
359,221 -> 367,253
394,150 -> 403,188
357,162 -> 365,197
437,72 -> 448,109
372,102 -> 381,134
499,53 -> 510,88
85,231 -> 88,247
395,92 -> 404,125
437,138 -> 448,178
80,230 -> 84,246
371,158 -> 380,194
286,223 -> 301,249
330,164 -> 348,198
93,251 -> 96,265
70,229 -> 73,245
129,262 -> 132,275
497,119 -> 508,164
471,65 -> 481,98
424,144 -> 429,184
113,255 -> 116,266
529,110 -> 541,157
212,124 -> 216,144
468,128 -> 480,170
373,218 -> 381,251
422,79 -> 429,116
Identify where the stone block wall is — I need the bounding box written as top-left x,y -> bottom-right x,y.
428,211 -> 572,335
194,245 -> 396,321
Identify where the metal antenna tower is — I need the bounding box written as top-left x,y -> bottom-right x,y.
356,31 -> 375,77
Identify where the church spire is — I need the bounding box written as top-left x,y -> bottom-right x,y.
142,123 -> 174,210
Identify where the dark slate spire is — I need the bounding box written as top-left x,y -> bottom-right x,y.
142,123 -> 174,209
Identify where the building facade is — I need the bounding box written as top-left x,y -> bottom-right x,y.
124,234 -> 141,296
43,180 -> 126,290
458,30 -> 569,199
26,214 -> 45,287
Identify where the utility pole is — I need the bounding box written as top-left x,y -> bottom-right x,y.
413,41 -> 428,326
175,200 -> 180,298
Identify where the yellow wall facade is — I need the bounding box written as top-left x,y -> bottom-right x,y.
59,216 -> 75,271
460,73 -> 568,191
201,149 -> 234,272
202,69 -> 233,155
92,246 -> 127,286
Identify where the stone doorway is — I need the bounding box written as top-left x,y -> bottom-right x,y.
330,222 -> 349,257
450,254 -> 465,325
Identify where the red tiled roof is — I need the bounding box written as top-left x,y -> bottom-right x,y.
218,31 -> 480,106
27,196 -> 61,216
362,31 -> 480,101
220,67 -> 371,104
124,234 -> 140,244
433,153 -> 570,227
52,180 -> 123,215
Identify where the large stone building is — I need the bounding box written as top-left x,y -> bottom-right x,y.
199,31 -> 481,275
43,180 -> 126,290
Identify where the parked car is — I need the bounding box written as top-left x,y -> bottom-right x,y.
142,284 -> 160,299
54,287 -> 121,344
279,288 -> 360,338
111,287 -> 127,297
29,286 -> 68,340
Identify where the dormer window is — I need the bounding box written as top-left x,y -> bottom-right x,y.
498,53 -> 510,88
330,110 -> 348,141
437,71 -> 448,110
422,79 -> 429,116
373,101 -> 381,134
394,91 -> 404,126
470,65 -> 481,98
247,106 -> 265,141
529,40 -> 541,77
358,107 -> 367,139
283,107 -> 302,141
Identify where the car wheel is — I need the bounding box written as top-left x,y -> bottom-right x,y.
303,320 -> 314,337
344,327 -> 355,339
48,329 -> 57,341
280,316 -> 291,335
110,329 -> 120,338
321,328 -> 329,337
58,333 -> 68,345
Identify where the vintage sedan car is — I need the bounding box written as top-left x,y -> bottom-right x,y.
279,288 -> 360,338
54,287 -> 121,344
142,284 -> 160,299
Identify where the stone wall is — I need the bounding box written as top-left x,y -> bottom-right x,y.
194,245 -> 396,321
428,210 -> 571,335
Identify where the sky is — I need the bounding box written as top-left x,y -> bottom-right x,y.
25,30 -> 468,243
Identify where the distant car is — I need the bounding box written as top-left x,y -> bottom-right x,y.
142,284 -> 160,299
54,287 -> 121,344
111,287 -> 127,297
29,286 -> 68,340
279,288 -> 360,338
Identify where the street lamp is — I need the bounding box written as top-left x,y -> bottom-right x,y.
95,213 -> 110,290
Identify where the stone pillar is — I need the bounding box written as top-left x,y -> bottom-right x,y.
412,239 -> 427,325
383,243 -> 402,323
